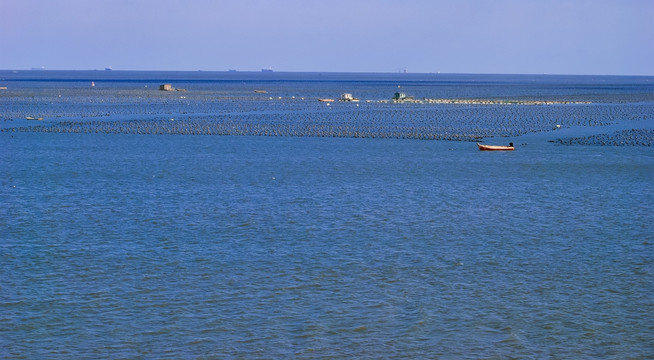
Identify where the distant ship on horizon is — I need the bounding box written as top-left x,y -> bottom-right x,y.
261,67 -> 273,73
105,66 -> 113,71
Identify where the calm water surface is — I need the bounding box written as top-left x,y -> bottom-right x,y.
1,72 -> 653,359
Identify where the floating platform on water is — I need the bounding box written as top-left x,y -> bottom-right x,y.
339,93 -> 360,102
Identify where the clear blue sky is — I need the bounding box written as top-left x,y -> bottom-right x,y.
1,0 -> 652,75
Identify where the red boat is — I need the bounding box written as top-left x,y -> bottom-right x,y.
477,142 -> 514,151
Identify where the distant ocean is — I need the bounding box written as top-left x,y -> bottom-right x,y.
1,71 -> 653,359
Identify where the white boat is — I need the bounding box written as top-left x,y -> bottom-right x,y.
339,93 -> 360,102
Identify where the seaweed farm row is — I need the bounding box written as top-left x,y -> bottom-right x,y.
2,118 -> 486,140
552,129 -> 653,146
383,98 -> 592,105
3,102 -> 653,143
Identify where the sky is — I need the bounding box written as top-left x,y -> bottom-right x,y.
1,0 -> 653,75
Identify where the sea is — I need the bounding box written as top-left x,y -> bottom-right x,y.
1,70 -> 653,359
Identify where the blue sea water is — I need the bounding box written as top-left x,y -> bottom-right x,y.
1,71 -> 653,359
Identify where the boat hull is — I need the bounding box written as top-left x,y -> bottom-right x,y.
477,143 -> 514,151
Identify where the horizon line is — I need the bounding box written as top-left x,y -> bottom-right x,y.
1,68 -> 652,77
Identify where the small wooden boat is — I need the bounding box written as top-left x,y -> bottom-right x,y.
318,98 -> 335,102
26,116 -> 44,121
254,90 -> 267,94
477,143 -> 514,151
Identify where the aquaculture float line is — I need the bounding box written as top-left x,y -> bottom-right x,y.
1,119 -> 530,141
551,129 -> 653,146
5,121 -> 652,146
381,98 -> 593,105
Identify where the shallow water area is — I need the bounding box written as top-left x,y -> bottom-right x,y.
1,71 -> 653,359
